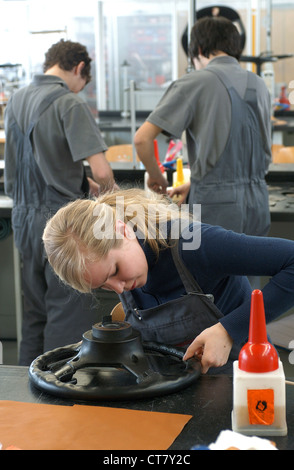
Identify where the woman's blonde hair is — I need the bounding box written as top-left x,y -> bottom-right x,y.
43,188 -> 191,293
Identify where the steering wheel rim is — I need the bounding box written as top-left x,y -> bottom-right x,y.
29,324 -> 201,401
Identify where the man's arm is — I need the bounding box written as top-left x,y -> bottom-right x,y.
86,152 -> 118,194
134,122 -> 168,193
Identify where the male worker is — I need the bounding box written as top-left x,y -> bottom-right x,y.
4,39 -> 117,365
134,16 -> 272,237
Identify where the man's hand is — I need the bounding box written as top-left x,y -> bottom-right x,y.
167,181 -> 190,204
183,323 -> 233,374
147,173 -> 169,194
87,177 -> 100,197
87,177 -> 119,197
86,152 -> 117,194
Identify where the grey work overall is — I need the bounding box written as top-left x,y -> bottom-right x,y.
9,88 -> 98,365
189,69 -> 271,236
120,241 -> 240,374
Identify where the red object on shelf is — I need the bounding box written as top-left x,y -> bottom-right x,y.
153,140 -> 165,173
238,289 -> 279,373
279,85 -> 290,109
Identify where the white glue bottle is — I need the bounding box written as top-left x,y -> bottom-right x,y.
232,289 -> 287,436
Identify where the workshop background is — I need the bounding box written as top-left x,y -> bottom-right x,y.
0,0 -> 294,373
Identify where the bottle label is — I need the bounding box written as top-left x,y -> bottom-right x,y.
247,389 -> 274,425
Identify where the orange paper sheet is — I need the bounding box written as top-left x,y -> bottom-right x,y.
0,401 -> 192,450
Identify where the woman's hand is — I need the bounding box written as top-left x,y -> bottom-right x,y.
183,323 -> 233,374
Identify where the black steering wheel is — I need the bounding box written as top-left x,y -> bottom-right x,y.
29,318 -> 201,401
182,6 -> 246,56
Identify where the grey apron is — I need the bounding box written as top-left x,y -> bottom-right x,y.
189,69 -> 271,236
9,87 -> 95,365
120,241 -> 240,372
10,86 -> 88,222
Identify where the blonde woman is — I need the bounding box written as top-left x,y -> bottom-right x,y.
43,188 -> 294,374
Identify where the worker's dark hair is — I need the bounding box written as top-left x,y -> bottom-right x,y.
189,16 -> 242,61
43,39 -> 92,84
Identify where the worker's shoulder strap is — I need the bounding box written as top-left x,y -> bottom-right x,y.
206,66 -> 258,100
170,239 -> 204,294
10,85 -> 70,135
30,86 -> 70,129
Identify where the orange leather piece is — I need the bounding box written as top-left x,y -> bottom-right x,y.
0,400 -> 192,450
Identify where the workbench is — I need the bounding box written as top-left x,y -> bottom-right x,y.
0,365 -> 293,450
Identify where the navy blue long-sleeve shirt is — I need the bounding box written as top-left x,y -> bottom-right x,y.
129,223 -> 294,345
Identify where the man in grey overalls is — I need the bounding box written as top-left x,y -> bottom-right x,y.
134,16 -> 271,237
4,40 -> 116,365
